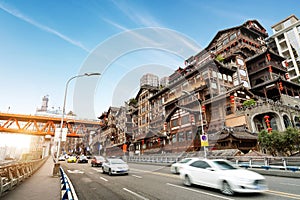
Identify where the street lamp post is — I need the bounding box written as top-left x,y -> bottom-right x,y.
55,72 -> 100,164
182,90 -> 206,158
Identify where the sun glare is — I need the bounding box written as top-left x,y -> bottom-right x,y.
0,134 -> 32,149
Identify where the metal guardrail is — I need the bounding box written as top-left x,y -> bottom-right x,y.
0,158 -> 47,197
128,155 -> 300,172
60,167 -> 78,200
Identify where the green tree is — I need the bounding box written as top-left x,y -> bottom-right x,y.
258,128 -> 300,156
242,99 -> 256,107
283,127 -> 299,155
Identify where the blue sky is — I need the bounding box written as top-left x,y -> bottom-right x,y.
0,0 -> 299,119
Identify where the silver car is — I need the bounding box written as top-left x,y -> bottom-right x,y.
180,158 -> 268,195
102,158 -> 129,176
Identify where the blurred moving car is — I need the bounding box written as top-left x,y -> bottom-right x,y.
58,155 -> 66,161
170,158 -> 195,174
77,155 -> 88,163
91,156 -> 106,167
67,156 -> 77,163
180,158 -> 268,195
102,158 -> 129,175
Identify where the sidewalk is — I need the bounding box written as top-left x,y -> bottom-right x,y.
2,157 -> 61,200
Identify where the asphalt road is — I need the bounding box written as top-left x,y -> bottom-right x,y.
61,161 -> 300,200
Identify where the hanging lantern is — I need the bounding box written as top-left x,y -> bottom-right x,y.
202,105 -> 206,113
285,73 -> 290,80
190,114 -> 195,123
284,61 -> 288,67
267,127 -> 273,132
266,53 -> 271,61
268,65 -> 272,72
279,82 -> 283,91
264,115 -> 272,133
163,122 -> 167,131
230,95 -> 235,105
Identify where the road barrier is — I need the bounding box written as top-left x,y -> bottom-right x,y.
0,158 -> 47,197
60,167 -> 78,200
128,154 -> 300,173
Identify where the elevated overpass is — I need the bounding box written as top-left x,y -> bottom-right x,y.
0,112 -> 100,138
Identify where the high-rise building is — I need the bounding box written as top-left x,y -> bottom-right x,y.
268,15 -> 300,83
140,73 -> 159,87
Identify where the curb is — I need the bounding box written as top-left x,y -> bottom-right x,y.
60,167 -> 78,200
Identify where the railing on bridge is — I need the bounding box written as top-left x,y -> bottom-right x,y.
0,157 -> 47,197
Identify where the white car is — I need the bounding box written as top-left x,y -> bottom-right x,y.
170,158 -> 197,174
102,158 -> 129,176
180,158 -> 268,195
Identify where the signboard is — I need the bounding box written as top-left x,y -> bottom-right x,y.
61,128 -> 68,141
201,135 -> 209,147
54,128 -> 68,142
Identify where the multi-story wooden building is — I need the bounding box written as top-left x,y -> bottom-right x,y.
95,19 -> 300,156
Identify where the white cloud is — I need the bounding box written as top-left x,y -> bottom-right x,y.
0,2 -> 90,52
111,0 -> 163,27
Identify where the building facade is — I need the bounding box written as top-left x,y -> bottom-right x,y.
92,18 -> 300,156
268,15 -> 300,83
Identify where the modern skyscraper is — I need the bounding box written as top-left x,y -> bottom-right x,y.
268,15 -> 300,83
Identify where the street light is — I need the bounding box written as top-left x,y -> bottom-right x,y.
55,72 -> 101,163
182,90 -> 207,158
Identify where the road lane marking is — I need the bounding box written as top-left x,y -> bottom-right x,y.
166,183 -> 234,200
132,167 -> 300,199
67,169 -> 84,174
266,190 -> 300,199
123,188 -> 149,200
130,168 -> 178,178
280,182 -> 300,187
100,177 -> 108,182
132,175 -> 142,179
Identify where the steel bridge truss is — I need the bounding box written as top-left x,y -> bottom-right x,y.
0,113 -> 99,138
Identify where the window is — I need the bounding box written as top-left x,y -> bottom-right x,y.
171,119 -> 178,127
218,72 -> 222,79
186,131 -> 192,141
190,161 -> 211,169
213,160 -> 236,170
223,38 -> 229,45
212,71 -> 217,78
172,134 -> 177,143
211,82 -> 217,89
229,33 -> 237,41
178,132 -> 185,142
181,115 -> 189,125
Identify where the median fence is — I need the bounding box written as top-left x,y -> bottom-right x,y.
127,153 -> 300,173
0,157 -> 47,197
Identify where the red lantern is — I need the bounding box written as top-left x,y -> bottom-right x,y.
267,53 -> 271,61
279,82 -> 283,91
202,105 -> 206,113
230,95 -> 235,105
268,65 -> 272,72
267,127 -> 272,133
284,61 -> 288,67
285,73 -> 290,80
